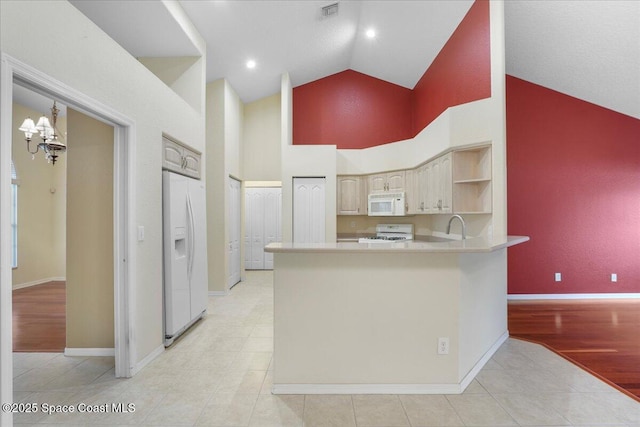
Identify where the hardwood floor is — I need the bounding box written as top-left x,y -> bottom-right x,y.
508,299 -> 640,401
12,281 -> 66,352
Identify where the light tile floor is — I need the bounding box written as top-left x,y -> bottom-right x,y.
12,271 -> 640,426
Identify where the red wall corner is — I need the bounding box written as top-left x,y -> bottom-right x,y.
292,0 -> 491,149
412,0 -> 491,135
506,75 -> 640,294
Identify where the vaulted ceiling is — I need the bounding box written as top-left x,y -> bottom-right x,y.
69,0 -> 640,119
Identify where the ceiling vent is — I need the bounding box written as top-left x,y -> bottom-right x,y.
321,2 -> 339,19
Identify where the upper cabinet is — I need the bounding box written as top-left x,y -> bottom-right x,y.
424,153 -> 452,214
163,136 -> 202,179
452,145 -> 492,214
337,175 -> 367,215
337,144 -> 492,216
368,171 -> 405,193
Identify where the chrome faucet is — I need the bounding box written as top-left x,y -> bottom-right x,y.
446,214 -> 466,240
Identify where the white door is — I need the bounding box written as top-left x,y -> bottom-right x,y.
263,188 -> 281,269
293,177 -> 326,244
228,177 -> 241,288
244,187 -> 282,270
187,178 -> 208,318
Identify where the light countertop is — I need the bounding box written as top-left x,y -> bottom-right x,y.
265,235 -> 529,254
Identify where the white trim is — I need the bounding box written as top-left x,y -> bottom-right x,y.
12,277 -> 66,290
508,293 -> 640,300
1,50 -> 16,427
0,54 -> 136,387
459,331 -> 508,390
64,348 -> 115,357
131,344 -> 164,376
208,290 -> 229,297
273,332 -> 509,395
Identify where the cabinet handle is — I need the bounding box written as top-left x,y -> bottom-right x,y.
438,199 -> 442,209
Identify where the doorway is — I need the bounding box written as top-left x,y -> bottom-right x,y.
0,54 -> 135,411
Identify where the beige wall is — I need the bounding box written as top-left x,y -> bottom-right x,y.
65,108 -> 114,349
11,102 -> 66,288
243,94 -> 281,181
206,79 -> 245,292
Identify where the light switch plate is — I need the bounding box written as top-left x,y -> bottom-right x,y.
137,226 -> 145,242
555,272 -> 562,282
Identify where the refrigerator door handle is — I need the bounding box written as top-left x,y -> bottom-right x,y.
186,192 -> 195,282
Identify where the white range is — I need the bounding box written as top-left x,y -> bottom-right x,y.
358,224 -> 414,243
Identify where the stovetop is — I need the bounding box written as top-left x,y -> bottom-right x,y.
357,224 -> 414,243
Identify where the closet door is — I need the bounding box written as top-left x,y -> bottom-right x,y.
293,178 -> 326,244
243,188 -> 253,269
228,177 -> 241,287
263,188 -> 282,269
250,190 -> 265,269
244,187 -> 282,270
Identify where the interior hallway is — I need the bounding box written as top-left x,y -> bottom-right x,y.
11,271 -> 639,426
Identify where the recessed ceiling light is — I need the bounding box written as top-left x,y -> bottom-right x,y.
246,59 -> 256,69
365,28 -> 376,39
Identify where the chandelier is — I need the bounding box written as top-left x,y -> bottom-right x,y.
18,101 -> 67,165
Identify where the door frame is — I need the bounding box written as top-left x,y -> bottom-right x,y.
0,54 -> 135,415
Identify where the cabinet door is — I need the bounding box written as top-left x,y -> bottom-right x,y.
439,153 -> 452,213
337,176 -> 362,215
368,174 -> 387,193
182,150 -> 201,179
404,169 -> 417,214
416,164 -> 427,213
386,171 -> 405,192
429,159 -> 441,211
163,137 -> 184,173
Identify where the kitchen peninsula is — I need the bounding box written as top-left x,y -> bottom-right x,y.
265,235 -> 528,394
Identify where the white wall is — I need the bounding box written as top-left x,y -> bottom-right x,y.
1,0 -> 206,368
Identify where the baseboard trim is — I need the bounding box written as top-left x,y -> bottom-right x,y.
13,277 -> 66,290
272,332 -> 509,395
131,344 -> 164,376
64,347 -> 115,357
459,331 -> 508,391
508,293 -> 640,300
208,290 -> 229,296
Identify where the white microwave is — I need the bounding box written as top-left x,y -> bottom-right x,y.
368,192 -> 406,216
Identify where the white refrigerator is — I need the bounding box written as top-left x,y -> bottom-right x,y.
163,171 -> 208,346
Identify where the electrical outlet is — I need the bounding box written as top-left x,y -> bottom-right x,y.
350,221 -> 356,228
437,337 -> 449,355
611,273 -> 617,282
555,272 -> 562,282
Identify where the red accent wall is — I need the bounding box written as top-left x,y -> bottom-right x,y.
293,0 -> 491,149
506,75 -> 640,294
292,70 -> 413,149
412,0 -> 491,135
